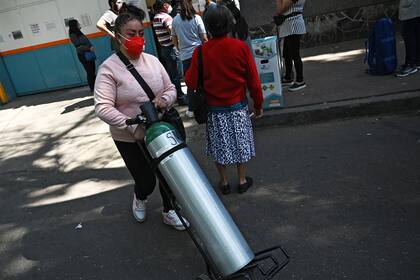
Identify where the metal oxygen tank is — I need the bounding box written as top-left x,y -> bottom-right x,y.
142,106 -> 254,276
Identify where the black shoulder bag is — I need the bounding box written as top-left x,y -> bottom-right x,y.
191,46 -> 208,124
116,51 -> 186,140
273,7 -> 302,26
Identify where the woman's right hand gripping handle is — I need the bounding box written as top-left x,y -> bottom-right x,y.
254,108 -> 264,119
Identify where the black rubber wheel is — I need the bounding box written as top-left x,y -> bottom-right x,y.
196,274 -> 211,280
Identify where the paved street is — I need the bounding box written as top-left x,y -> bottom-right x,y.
1,94 -> 419,279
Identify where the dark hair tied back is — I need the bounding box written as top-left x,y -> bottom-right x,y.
114,4 -> 146,35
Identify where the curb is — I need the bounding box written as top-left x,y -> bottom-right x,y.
254,90 -> 420,128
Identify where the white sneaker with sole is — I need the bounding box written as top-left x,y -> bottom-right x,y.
132,195 -> 147,222
162,210 -> 189,230
185,110 -> 194,118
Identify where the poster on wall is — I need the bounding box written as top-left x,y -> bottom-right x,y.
12,30 -> 24,40
29,23 -> 41,36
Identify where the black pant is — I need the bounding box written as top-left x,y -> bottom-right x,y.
401,17 -> 420,66
77,53 -> 96,92
114,140 -> 172,212
283,34 -> 304,82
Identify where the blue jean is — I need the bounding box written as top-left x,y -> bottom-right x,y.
182,58 -> 194,111
160,45 -> 183,98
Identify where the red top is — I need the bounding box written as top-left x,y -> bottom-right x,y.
185,36 -> 263,110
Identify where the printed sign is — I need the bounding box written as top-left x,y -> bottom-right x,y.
29,23 -> 41,36
251,36 -> 284,109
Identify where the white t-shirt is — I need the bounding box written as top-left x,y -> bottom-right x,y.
100,10 -> 118,29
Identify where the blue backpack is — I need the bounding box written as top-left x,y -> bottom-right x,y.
365,18 -> 397,75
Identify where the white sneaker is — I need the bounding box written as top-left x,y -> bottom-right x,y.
162,210 -> 190,230
185,110 -> 194,118
132,195 -> 147,222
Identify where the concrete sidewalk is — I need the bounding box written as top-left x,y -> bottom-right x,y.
259,37 -> 420,127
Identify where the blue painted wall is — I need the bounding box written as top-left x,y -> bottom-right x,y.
0,27 -> 158,100
0,57 -> 16,101
144,27 -> 158,57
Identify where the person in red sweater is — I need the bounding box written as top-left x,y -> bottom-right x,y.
185,5 -> 263,195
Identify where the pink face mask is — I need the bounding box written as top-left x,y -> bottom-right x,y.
119,34 -> 145,57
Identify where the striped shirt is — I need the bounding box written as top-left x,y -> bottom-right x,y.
278,0 -> 306,38
153,12 -> 174,47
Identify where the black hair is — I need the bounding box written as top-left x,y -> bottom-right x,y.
224,0 -> 249,40
108,0 -> 118,12
155,0 -> 170,11
180,0 -> 196,21
68,19 -> 82,36
114,4 -> 146,35
203,5 -> 233,38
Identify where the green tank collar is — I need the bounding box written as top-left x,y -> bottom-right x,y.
145,122 -> 175,145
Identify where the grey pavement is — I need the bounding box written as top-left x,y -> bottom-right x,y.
1,38 -> 420,280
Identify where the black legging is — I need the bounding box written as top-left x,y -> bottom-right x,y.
114,140 -> 173,212
283,34 -> 304,83
77,53 -> 96,92
401,17 -> 420,66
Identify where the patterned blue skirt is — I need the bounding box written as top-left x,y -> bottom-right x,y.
206,105 -> 256,165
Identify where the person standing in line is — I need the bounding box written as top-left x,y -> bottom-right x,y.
223,0 -> 252,52
172,0 -> 208,118
153,0 -> 186,105
96,0 -> 125,51
396,0 -> 420,77
276,0 -> 307,91
185,6 -> 263,195
203,0 -> 217,22
94,5 -> 189,230
69,19 -> 96,93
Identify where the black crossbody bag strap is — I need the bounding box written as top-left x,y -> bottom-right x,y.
116,51 -> 155,101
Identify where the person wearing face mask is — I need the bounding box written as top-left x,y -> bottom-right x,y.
152,0 -> 186,105
97,0 -> 125,51
94,5 -> 189,230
